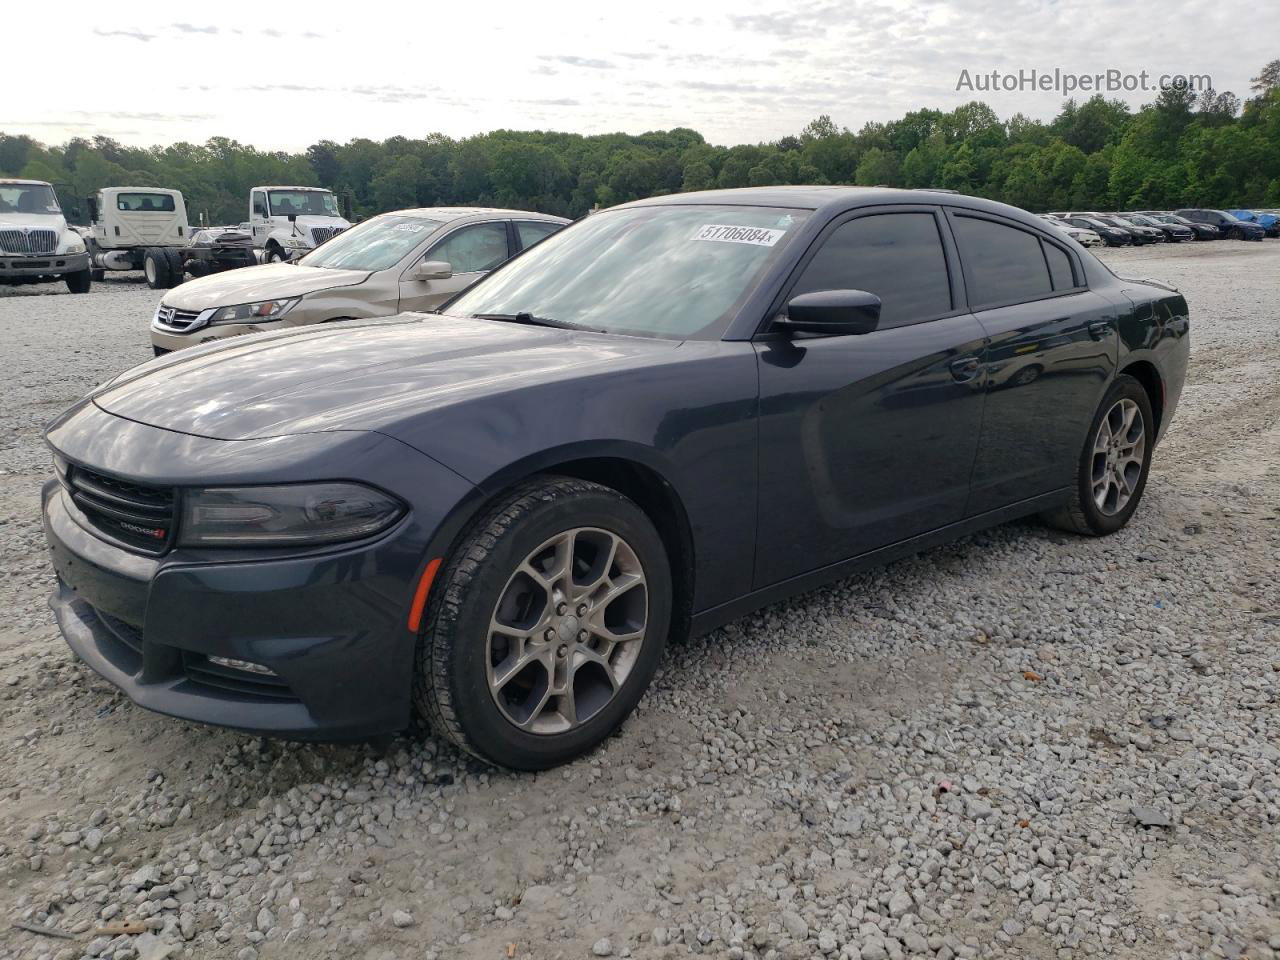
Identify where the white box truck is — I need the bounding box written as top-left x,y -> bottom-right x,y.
249,185 -> 350,262
0,179 -> 92,293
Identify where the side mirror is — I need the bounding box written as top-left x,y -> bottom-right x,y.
779,289 -> 882,336
287,213 -> 297,222
411,260 -> 453,281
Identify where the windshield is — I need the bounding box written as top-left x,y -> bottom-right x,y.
0,183 -> 61,216
447,204 -> 811,340
299,215 -> 442,271
1126,215 -> 1153,225
1216,211 -> 1242,222
268,190 -> 340,218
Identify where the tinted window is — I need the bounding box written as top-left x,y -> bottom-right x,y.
516,221 -> 561,250
1043,242 -> 1076,291
116,192 -> 176,212
953,216 -> 1052,306
428,222 -> 510,274
790,212 -> 952,329
252,192 -> 267,218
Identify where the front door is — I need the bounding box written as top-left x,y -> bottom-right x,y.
753,207 -> 987,588
399,220 -> 512,313
944,211 -> 1119,514
250,190 -> 270,247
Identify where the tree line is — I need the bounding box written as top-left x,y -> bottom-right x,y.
3,60 -> 1278,226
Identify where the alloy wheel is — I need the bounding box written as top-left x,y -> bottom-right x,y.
486,527 -> 648,734
1091,398 -> 1146,515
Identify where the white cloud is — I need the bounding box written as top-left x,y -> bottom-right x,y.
6,0 -> 1273,150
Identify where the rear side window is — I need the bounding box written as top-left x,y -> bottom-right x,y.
516,221 -> 561,250
116,193 -> 176,212
790,212 -> 952,329
1043,242 -> 1076,291
952,216 -> 1053,307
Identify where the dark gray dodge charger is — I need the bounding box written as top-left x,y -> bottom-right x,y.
42,186 -> 1190,769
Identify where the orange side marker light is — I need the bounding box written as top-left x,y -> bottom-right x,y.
407,557 -> 443,632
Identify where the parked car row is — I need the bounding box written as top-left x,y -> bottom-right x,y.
1041,208 -> 1275,246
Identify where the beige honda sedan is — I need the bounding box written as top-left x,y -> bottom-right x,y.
150,207 -> 568,354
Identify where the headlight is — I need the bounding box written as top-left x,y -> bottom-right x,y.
285,237 -> 310,249
178,483 -> 404,547
209,298 -> 300,325
64,240 -> 86,254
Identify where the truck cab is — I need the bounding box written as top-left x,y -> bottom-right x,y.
89,187 -> 189,251
249,186 -> 350,262
0,179 -> 92,292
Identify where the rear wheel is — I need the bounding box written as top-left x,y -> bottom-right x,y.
65,269 -> 92,294
413,477 -> 671,770
143,248 -> 171,289
1043,375 -> 1154,536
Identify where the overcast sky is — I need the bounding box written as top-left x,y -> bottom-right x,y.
7,0 -> 1274,150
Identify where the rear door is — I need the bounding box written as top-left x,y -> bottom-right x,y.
752,205 -> 988,587
946,210 -> 1118,515
398,219 -> 512,312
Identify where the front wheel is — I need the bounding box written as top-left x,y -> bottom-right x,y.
1043,375 -> 1154,536
264,245 -> 288,263
413,477 -> 671,770
65,269 -> 92,294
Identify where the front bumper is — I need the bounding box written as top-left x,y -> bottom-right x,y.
45,482 -> 416,738
0,251 -> 89,278
40,406 -> 479,740
150,316 -> 292,353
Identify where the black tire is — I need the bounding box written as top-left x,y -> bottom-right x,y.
90,268 -> 105,282
264,244 -> 287,263
164,249 -> 185,284
65,269 -> 92,294
1043,374 -> 1154,536
413,477 -> 672,770
143,248 -> 172,289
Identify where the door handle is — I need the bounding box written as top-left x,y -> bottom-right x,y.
1088,320 -> 1111,340
949,356 -> 981,382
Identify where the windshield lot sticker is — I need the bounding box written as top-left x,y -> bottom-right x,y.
694,224 -> 785,246
392,223 -> 428,233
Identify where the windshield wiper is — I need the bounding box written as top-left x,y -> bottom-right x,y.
471,312 -> 603,333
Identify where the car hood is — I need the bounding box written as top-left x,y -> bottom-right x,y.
92,315 -> 681,441
162,262 -> 370,310
0,211 -> 67,231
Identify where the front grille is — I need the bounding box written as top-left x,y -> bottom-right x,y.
309,226 -> 343,246
0,228 -> 57,254
183,653 -> 299,701
155,304 -> 203,331
67,466 -> 176,555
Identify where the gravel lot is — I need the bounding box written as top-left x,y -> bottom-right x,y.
1,242 -> 1278,960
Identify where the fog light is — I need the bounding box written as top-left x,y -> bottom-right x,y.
208,655 -> 278,677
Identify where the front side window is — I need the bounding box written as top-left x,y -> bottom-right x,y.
0,183 -> 60,215
952,215 -> 1053,307
267,190 -> 339,217
789,212 -> 953,329
428,222 -> 510,274
116,192 -> 176,212
298,215 -> 442,272
447,204 -> 811,340
252,192 -> 268,218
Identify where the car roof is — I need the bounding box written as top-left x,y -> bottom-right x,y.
615,185 -> 1048,225
255,185 -> 333,191
385,206 -> 569,223
0,178 -> 53,187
